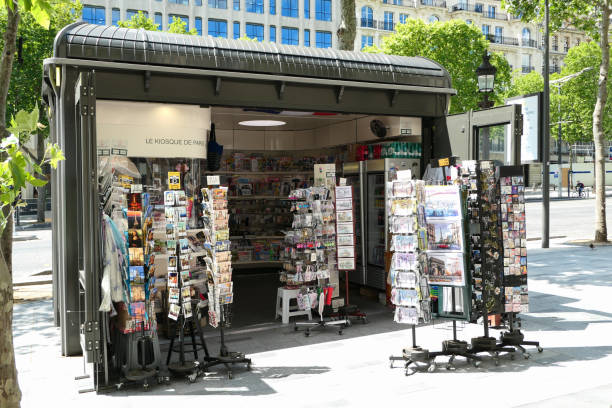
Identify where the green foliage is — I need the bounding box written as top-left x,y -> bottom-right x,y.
504,70 -> 544,99
0,108 -> 64,232
365,19 -> 512,114
1,0 -> 81,129
1,0 -> 54,29
239,36 -> 258,42
117,11 -> 159,31
167,16 -> 197,35
502,0 -> 602,40
555,41 -> 611,143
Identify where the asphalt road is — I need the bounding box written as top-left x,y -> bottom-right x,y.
525,197 -> 612,241
10,198 -> 612,283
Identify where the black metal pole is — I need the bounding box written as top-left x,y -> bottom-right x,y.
542,0 -> 551,248
557,86 -> 563,197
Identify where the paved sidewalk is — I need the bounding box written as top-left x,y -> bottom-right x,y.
13,243 -> 612,408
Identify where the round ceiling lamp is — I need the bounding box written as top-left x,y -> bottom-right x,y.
238,120 -> 287,127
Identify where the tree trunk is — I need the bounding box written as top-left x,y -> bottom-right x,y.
0,4 -> 22,408
593,2 -> 610,243
36,132 -> 46,224
337,0 -> 356,51
0,245 -> 20,408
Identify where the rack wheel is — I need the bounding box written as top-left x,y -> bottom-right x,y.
523,353 -> 530,360
188,373 -> 197,383
294,325 -> 299,332
445,364 -> 455,371
494,359 -> 500,366
472,360 -> 481,368
228,371 -> 233,380
305,330 -> 310,337
405,367 -> 416,376
157,377 -> 163,385
510,353 -> 516,360
247,363 -> 251,371
427,363 -> 436,373
143,381 -> 150,390
116,382 -> 124,391
537,346 -> 543,353
338,330 -> 343,335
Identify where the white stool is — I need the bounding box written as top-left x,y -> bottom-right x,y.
275,287 -> 312,324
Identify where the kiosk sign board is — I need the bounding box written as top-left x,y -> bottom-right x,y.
506,93 -> 542,163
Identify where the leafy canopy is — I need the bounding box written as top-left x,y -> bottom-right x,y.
167,16 -> 197,35
117,10 -> 159,31
365,19 -> 511,114
1,0 -> 53,29
0,107 -> 64,232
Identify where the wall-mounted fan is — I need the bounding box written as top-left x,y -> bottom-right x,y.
370,119 -> 388,138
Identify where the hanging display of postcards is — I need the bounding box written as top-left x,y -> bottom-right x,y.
335,185 -> 356,271
201,185 -> 233,328
475,161 -> 504,316
282,187 -> 337,308
499,166 -> 529,313
388,171 -> 431,325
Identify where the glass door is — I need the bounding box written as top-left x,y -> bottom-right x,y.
367,173 -> 386,269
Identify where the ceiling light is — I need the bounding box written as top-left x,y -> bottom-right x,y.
238,120 -> 286,127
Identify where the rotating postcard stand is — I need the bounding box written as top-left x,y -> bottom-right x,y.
165,241 -> 210,382
387,174 -> 435,375
467,162 -> 517,365
200,180 -> 251,378
495,166 -> 542,359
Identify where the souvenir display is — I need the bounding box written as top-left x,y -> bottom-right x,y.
335,186 -> 356,271
499,166 -> 529,313
201,186 -> 234,328
388,172 -> 431,325
282,187 -> 337,307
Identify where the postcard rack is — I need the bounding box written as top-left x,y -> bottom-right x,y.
200,183 -> 251,378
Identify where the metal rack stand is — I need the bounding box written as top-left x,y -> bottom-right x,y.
389,325 -> 433,375
201,304 -> 252,379
295,291 -> 350,336
498,313 -> 543,359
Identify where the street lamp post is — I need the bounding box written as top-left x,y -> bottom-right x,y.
476,52 -> 497,109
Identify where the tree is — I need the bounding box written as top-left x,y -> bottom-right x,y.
117,11 -> 159,31
0,0 -> 59,405
504,70 -> 544,99
337,0 -> 356,50
1,1 -> 81,223
365,19 -> 511,114
503,0 -> 611,242
167,16 -> 197,35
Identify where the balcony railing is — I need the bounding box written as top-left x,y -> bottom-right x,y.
521,38 -> 538,48
552,45 -> 558,51
485,34 -> 519,46
522,65 -> 534,73
360,18 -> 395,31
420,0 -> 446,8
483,10 -> 508,20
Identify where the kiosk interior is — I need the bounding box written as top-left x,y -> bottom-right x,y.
44,23 -> 461,390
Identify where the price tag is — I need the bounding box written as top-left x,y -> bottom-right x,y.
310,252 -> 317,262
207,175 -> 220,186
168,172 -> 181,190
130,184 -> 143,193
339,178 -> 347,186
438,157 -> 450,167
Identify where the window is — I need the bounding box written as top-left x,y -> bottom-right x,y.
384,11 -> 394,31
234,0 -> 240,9
361,35 -> 373,49
474,2 -> 482,12
315,31 -> 331,48
552,34 -> 558,50
270,25 -> 276,42
392,0 -> 402,5
315,0 -> 331,21
233,22 -> 240,39
428,14 -> 439,23
282,0 -> 298,17
576,38 -> 581,46
522,28 -> 531,41
208,19 -> 228,37
305,0 -> 310,18
361,6 -> 373,28
382,0 -> 387,3
494,26 -> 502,42
481,24 -> 490,36
465,19 -> 472,25
127,10 -> 148,20
246,23 -> 264,40
195,0 -> 202,5
112,8 -> 120,26
281,27 -> 298,45
246,0 -> 264,13
195,17 -> 202,35
487,5 -> 495,18
270,0 -> 276,14
169,14 -> 189,30
169,0 -> 189,4
154,12 -> 162,29
564,36 -> 569,52
83,5 -> 106,25
399,13 -> 408,24
521,54 -> 531,72
208,0 -> 227,8
304,29 -> 310,46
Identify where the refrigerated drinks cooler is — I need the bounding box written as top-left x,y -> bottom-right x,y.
343,158 -> 420,290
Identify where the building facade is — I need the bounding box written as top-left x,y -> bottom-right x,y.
81,0 -> 341,48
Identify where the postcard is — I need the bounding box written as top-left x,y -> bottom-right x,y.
127,193 -> 142,211
128,229 -> 143,248
426,252 -> 465,286
183,301 -> 193,318
337,234 -> 354,247
336,199 -> 352,211
129,248 -> 144,266
169,287 -> 180,304
127,211 -> 142,229
335,186 -> 352,199
168,303 -> 180,321
180,270 -> 191,285
426,220 -> 463,251
337,246 -> 354,258
164,190 -> 175,206
168,256 -> 177,270
336,210 -> 353,223
424,185 -> 462,220
338,257 -> 356,270
168,272 -> 178,288
337,222 -> 354,235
